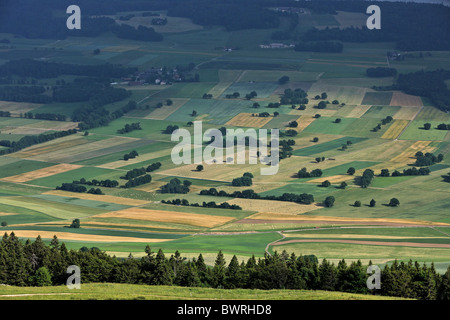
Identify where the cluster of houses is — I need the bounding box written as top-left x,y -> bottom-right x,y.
259,43 -> 295,49
113,67 -> 181,86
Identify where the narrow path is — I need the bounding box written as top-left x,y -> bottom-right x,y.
265,231 -> 285,256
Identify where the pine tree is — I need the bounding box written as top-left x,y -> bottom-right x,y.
212,251 -> 227,288
226,255 -> 242,289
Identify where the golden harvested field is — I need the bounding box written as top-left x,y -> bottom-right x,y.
94,208 -> 235,228
390,91 -> 423,107
381,120 -> 410,139
226,113 -> 273,128
80,221 -> 179,231
295,116 -> 316,132
1,164 -> 82,183
390,141 -> 434,163
337,105 -> 372,118
22,121 -> 79,131
145,99 -> 189,120
227,198 -> 319,214
0,230 -> 170,243
44,190 -> 151,206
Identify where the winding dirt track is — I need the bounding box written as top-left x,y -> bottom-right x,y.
272,239 -> 450,248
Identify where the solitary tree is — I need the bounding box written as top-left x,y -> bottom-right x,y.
1,221 -> 7,227
321,180 -> 331,188
324,196 -> 335,207
388,198 -> 400,207
340,181 -> 348,189
354,200 -> 361,207
196,165 -> 204,172
347,167 -> 356,175
191,110 -> 197,116
423,123 -> 432,130
313,137 -> 319,142
369,199 -> 376,207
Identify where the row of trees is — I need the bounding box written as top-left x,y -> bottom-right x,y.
161,199 -> 242,210
160,178 -> 191,194
231,173 -> 253,187
414,152 -> 444,167
199,188 -> 315,205
297,167 -> 323,178
0,129 -> 77,156
73,178 -> 119,188
123,174 -> 152,189
0,233 -> 448,299
117,122 -> 142,134
123,150 -> 139,161
360,169 -> 375,188
55,183 -> 103,195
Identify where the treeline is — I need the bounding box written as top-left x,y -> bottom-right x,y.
199,188 -> 315,205
75,100 -> 137,131
55,183 -> 103,195
0,111 -> 11,117
0,85 -> 51,104
160,178 -> 191,194
25,112 -> 67,122
123,150 -> 139,161
366,67 -> 397,78
73,178 -> 119,188
123,174 -> 152,189
414,151 -> 444,167
2,233 -> 447,300
374,69 -> 450,112
0,129 -> 77,156
0,59 -> 136,80
117,122 -> 142,134
294,41 -> 343,53
161,198 -> 242,210
297,168 -> 323,178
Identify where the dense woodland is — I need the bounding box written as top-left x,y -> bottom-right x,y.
0,233 -> 448,300
1,1 -> 448,52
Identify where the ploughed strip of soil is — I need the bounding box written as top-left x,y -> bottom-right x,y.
272,239 -> 450,248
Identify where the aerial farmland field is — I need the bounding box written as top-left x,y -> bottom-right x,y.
0,0 -> 449,303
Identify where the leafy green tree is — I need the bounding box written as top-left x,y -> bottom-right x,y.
369,199 -> 376,207
196,165 -> 204,171
389,198 -> 400,207
69,219 -> 80,228
423,123 -> 431,130
321,180 -> 331,188
323,196 -> 335,207
354,200 -> 361,207
32,267 -> 52,286
340,181 -> 348,189
318,259 -> 337,291
347,167 -> 356,175
313,137 -> 319,142
1,221 -> 7,227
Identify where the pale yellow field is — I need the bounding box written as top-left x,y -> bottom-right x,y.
9,135 -> 89,158
390,141 -> 434,163
43,190 -> 151,206
289,108 -> 338,117
0,164 -> 82,183
80,221 -> 179,231
393,107 -> 422,121
0,212 -> 15,217
226,113 -> 273,128
0,101 -> 42,114
295,116 -> 316,132
344,105 -> 372,118
307,174 -> 354,184
27,136 -> 142,162
0,230 -> 170,243
381,120 -> 410,139
390,91 -> 423,107
227,198 -> 319,214
22,121 -> 79,131
207,82 -> 233,98
145,98 -> 189,120
99,148 -> 172,169
283,233 -> 449,240
93,208 -> 235,228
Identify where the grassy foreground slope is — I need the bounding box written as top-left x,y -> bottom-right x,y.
0,283 -> 406,300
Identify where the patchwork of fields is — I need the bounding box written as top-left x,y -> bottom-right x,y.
0,9 -> 449,273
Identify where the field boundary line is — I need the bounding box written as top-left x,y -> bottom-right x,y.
395,105 -> 423,140
265,231 -> 285,256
